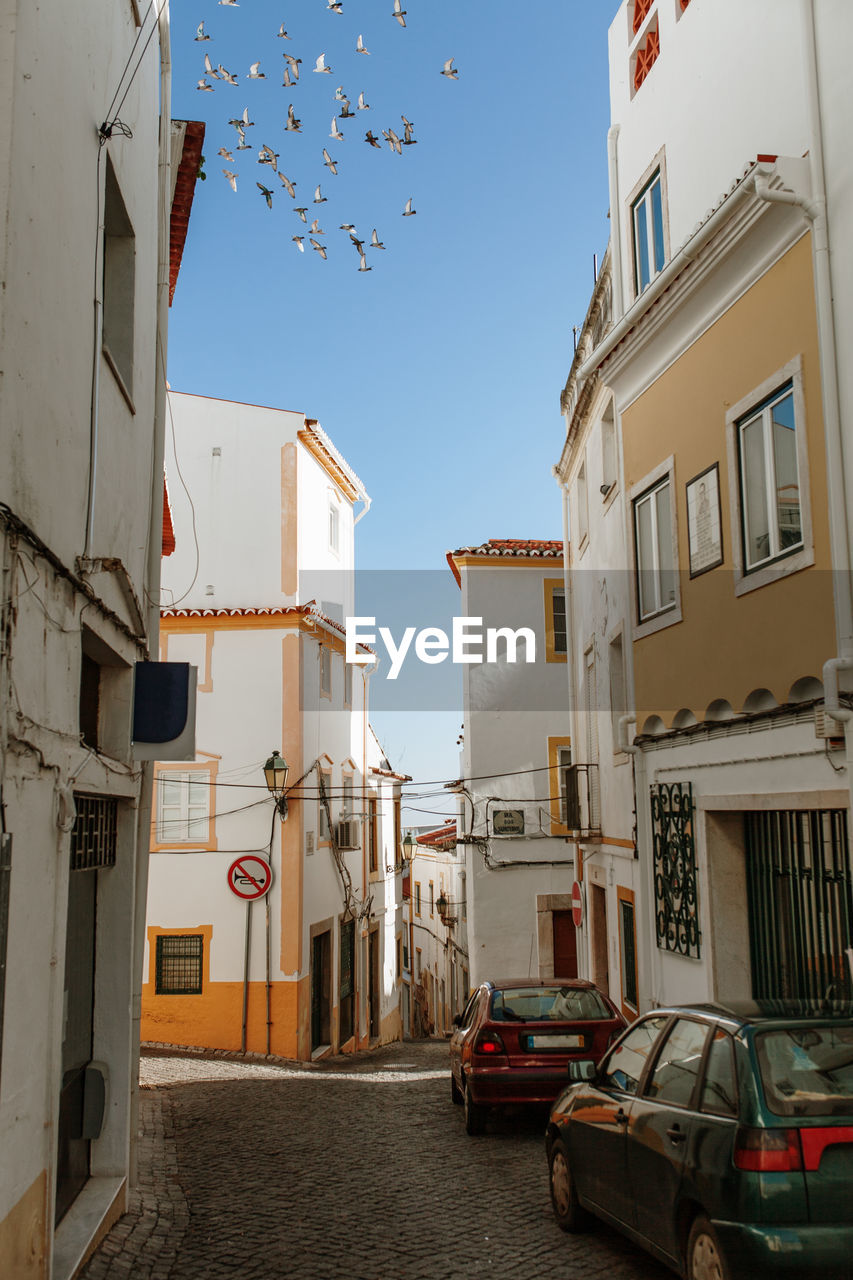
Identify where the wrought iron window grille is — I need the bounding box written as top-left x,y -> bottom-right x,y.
651,781 -> 700,958
70,794 -> 118,871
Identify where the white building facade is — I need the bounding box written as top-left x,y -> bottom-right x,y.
143,394 -> 406,1059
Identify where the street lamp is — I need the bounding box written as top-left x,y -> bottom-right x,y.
401,830 -> 416,864
263,749 -> 289,818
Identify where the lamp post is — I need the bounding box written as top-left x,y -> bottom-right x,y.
263,748 -> 289,818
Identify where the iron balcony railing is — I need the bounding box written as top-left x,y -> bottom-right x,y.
562,764 -> 601,838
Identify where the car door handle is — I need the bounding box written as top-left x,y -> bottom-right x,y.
615,1109 -> 629,1126
666,1125 -> 687,1144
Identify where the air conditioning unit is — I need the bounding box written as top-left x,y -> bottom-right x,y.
815,706 -> 845,742
336,819 -> 360,850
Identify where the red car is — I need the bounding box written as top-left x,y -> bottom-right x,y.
449,978 -> 626,1134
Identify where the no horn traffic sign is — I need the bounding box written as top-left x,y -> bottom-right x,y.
227,855 -> 273,900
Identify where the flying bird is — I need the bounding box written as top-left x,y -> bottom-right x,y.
222,169 -> 237,190
402,115 -> 417,145
349,233 -> 365,253
365,130 -> 381,148
283,53 -> 301,79
330,117 -> 344,142
339,99 -> 354,119
392,0 -> 406,26
219,0 -> 239,6
322,148 -> 338,175
383,128 -> 402,155
402,196 -> 416,215
335,85 -> 347,101
278,171 -> 296,197
340,223 -> 357,232
358,252 -> 372,272
257,182 -> 274,208
195,22 -> 211,41
357,91 -> 369,110
310,218 -> 325,235
282,65 -> 295,87
277,24 -> 290,38
218,64 -> 238,85
327,1 -> 343,11
203,53 -> 218,77
218,147 -> 234,160
292,236 -> 305,251
235,126 -> 251,150
314,184 -> 327,203
356,34 -> 370,54
285,104 -> 302,131
247,62 -> 265,79
310,238 -> 328,259
313,53 -> 332,74
258,144 -> 279,169
196,78 -> 213,91
371,228 -> 385,249
238,106 -> 254,127
294,207 -> 308,221
441,58 -> 458,79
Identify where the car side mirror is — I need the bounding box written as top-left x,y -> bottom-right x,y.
567,1059 -> 597,1083
452,1013 -> 463,1028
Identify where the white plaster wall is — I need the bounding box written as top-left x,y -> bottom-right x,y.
608,0 -> 810,311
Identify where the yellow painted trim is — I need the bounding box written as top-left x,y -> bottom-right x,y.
150,760 -> 219,852
298,426 -> 360,502
547,736 -> 573,837
616,887 -> 639,1021
452,554 -> 563,571
543,577 -> 568,664
281,634 -> 303,975
147,924 -> 213,991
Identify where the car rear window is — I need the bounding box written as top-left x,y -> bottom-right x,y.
490,987 -> 611,1022
755,1024 -> 853,1116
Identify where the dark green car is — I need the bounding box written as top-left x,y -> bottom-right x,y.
545,1000 -> 853,1279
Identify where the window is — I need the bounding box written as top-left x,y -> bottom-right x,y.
544,580 -> 567,662
157,770 -> 211,844
319,646 -> 331,699
402,936 -> 409,970
609,632 -> 626,750
318,770 -> 332,842
576,459 -> 589,547
700,1029 -> 738,1118
102,158 -> 136,401
618,889 -> 638,1012
632,0 -> 654,33
368,797 -> 378,872
601,1016 -> 669,1095
737,382 -> 802,572
632,169 -> 665,293
633,24 -> 660,92
395,936 -> 402,978
645,1018 -> 709,1107
415,882 -> 421,916
328,500 -> 340,553
601,400 -> 617,495
155,934 -> 203,995
548,736 -> 573,834
634,475 -> 676,621
558,746 -> 573,825
342,775 -> 354,819
415,947 -> 422,977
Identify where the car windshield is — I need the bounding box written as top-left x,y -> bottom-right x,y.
755,1024 -> 853,1116
490,987 -> 610,1023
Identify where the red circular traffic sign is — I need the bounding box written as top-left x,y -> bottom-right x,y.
571,880 -> 584,928
227,855 -> 273,900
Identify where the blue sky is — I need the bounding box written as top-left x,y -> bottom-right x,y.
167,1 -> 614,809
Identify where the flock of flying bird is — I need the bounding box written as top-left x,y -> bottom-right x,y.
192,2 -> 460,271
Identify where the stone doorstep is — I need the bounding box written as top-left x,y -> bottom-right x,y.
53,1177 -> 126,1280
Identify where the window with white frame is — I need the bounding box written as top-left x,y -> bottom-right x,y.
342,774 -> 354,818
551,586 -> 567,656
557,746 -> 573,825
633,476 -> 677,621
157,771 -> 210,844
632,169 -> 665,294
737,381 -> 802,572
609,632 -> 627,749
576,459 -> 589,547
328,499 -> 340,553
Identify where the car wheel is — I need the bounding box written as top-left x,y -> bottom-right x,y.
463,1079 -> 487,1135
686,1214 -> 730,1280
548,1137 -> 590,1232
450,1071 -> 463,1105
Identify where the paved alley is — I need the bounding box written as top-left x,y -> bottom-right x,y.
80,1039 -> 669,1280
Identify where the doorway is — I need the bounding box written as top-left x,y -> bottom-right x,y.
552,909 -> 579,979
590,884 -> 609,995
56,867 -> 97,1224
368,928 -> 380,1040
311,929 -> 331,1051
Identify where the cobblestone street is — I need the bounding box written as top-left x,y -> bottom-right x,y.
81,1040 -> 670,1280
